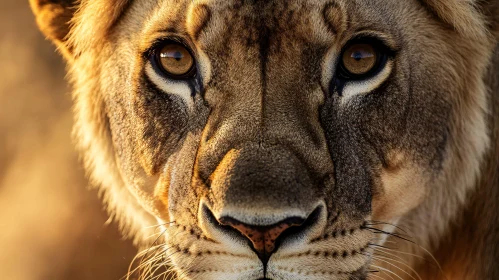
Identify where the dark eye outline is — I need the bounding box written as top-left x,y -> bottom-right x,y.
147,38 -> 197,80
337,36 -> 393,81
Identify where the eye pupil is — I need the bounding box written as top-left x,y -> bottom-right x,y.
353,52 -> 363,61
173,52 -> 182,60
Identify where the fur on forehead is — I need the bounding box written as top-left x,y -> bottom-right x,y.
67,0 -> 495,53
67,0 -> 131,56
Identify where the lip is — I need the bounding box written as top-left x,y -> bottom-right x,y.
163,200 -> 372,280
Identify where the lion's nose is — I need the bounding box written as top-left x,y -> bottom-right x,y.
218,215 -> 306,261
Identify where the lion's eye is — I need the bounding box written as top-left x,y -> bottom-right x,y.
338,40 -> 388,80
156,42 -> 195,78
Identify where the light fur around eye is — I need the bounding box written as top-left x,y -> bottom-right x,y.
340,60 -> 394,105
144,64 -> 195,110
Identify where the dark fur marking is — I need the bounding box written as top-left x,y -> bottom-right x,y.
171,243 -> 248,258
258,14 -> 271,130
189,266 -> 258,274
310,223 -> 366,243
136,72 -> 189,174
281,243 -> 370,259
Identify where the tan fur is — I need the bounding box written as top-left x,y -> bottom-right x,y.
31,0 -> 499,279
29,0 -> 75,58
68,0 -> 131,56
420,0 -> 488,39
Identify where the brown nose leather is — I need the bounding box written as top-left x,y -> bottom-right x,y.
219,217 -> 305,257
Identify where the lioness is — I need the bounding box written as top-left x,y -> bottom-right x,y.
31,0 -> 498,279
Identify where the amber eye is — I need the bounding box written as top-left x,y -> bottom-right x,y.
341,43 -> 378,77
157,42 -> 195,78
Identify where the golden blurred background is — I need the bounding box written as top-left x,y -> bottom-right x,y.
0,1 -> 137,279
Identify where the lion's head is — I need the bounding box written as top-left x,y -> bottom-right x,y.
31,0 -> 499,279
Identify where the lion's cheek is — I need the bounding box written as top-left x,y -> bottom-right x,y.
372,166 -> 427,222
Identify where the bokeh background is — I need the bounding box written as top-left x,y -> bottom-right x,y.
0,1 -> 137,279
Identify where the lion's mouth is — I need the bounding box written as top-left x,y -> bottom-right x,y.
201,202 -> 324,264
166,202 -> 372,280
266,207 -> 321,257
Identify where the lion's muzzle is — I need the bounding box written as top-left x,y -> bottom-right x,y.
198,144 -> 326,264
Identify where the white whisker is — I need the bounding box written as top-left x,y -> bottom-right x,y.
372,250 -> 422,280
371,256 -> 418,280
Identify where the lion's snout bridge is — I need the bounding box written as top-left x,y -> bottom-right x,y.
208,144 -> 322,211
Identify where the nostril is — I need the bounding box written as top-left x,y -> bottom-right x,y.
218,216 -> 306,263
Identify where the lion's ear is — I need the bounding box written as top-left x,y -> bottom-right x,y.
30,0 -> 78,60
421,0 -> 499,40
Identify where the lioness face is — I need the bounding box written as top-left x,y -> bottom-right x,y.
60,0 -> 490,279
